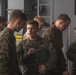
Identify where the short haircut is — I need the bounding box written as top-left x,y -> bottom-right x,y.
57,14 -> 71,22
0,16 -> 5,23
27,20 -> 39,28
9,10 -> 27,23
34,16 -> 45,25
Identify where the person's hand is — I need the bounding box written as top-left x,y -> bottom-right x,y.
63,70 -> 69,75
28,48 -> 36,55
38,65 -> 46,74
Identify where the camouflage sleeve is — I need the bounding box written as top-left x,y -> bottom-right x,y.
42,29 -> 51,41
42,28 -> 54,43
0,38 -> 9,74
16,40 -> 33,64
44,42 -> 57,71
16,41 -> 24,65
66,42 -> 76,63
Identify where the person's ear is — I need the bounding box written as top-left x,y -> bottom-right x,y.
16,19 -> 20,26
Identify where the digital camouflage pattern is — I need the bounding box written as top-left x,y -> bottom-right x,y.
0,28 -> 22,75
0,29 -> 4,37
42,25 -> 67,75
66,42 -> 76,75
16,36 -> 57,75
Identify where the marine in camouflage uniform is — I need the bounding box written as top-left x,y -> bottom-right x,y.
0,28 -> 22,75
42,25 -> 67,75
16,36 -> 57,75
42,14 -> 71,75
66,42 -> 76,75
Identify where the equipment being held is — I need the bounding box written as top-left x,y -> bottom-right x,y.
24,48 -> 50,74
35,48 -> 50,65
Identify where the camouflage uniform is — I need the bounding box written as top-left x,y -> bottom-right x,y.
0,29 -> 5,37
16,36 -> 57,75
0,28 -> 22,75
42,25 -> 67,75
66,42 -> 76,75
